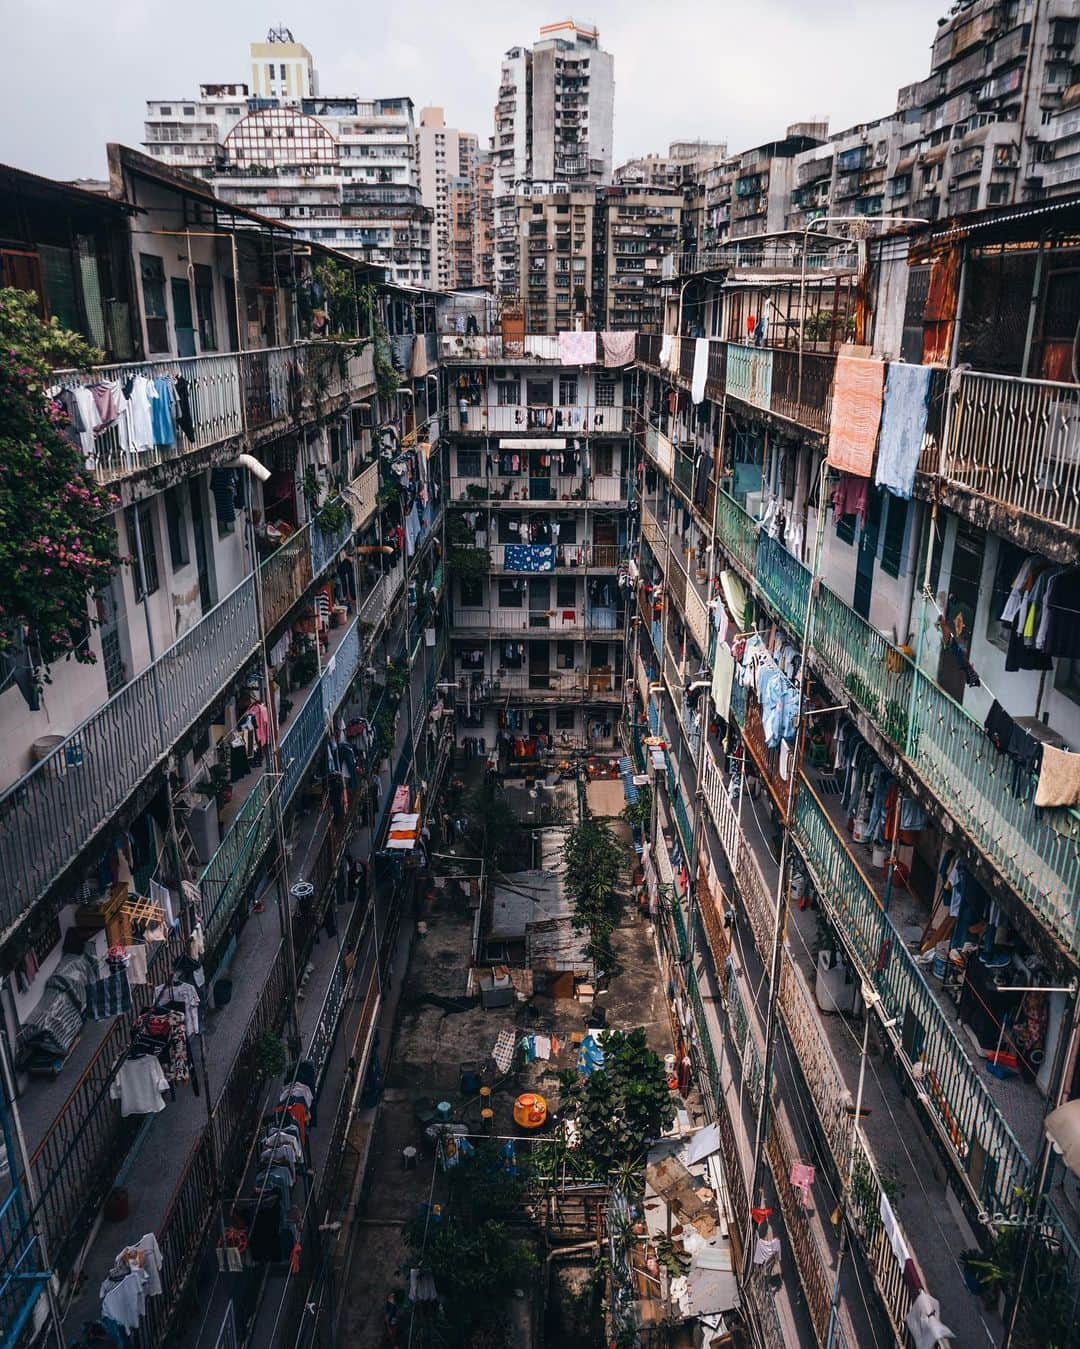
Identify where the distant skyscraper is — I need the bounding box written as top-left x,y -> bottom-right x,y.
416,107 -> 483,289
491,20 -> 615,296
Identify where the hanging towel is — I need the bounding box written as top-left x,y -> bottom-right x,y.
875,362 -> 933,499
878,1193 -> 911,1266
1035,744 -> 1080,808
558,330 -> 597,365
659,333 -> 673,368
601,331 -> 636,367
691,337 -> 709,405
827,352 -> 885,477
710,645 -> 735,719
905,1291 -> 954,1349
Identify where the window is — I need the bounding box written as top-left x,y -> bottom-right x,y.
496,380 -> 520,406
164,487 -> 190,569
182,106 -> 195,116
879,497 -> 909,579
526,379 -> 553,405
459,577 -> 482,606
835,512 -> 857,546
139,253 -> 169,354
986,539 -> 1026,651
124,502 -> 160,599
1055,658 -> 1080,708
595,377 -> 616,407
558,376 -> 578,404
556,707 -> 576,729
160,106 -> 172,115
556,577 -> 577,607
193,263 -> 217,351
498,580 -> 523,607
456,448 -> 481,477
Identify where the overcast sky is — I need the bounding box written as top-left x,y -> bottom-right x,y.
3,0 -> 948,180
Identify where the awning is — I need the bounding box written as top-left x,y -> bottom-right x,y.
498,437 -> 566,449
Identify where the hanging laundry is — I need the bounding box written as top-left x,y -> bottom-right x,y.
1035,744 -> 1080,809
827,353 -> 885,477
690,337 -> 709,404
600,331 -> 636,367
151,375 -> 177,447
875,362 -> 933,499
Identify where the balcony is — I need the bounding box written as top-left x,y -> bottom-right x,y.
486,542 -> 627,571
56,353 -> 244,486
0,578 -> 260,931
240,340 -> 376,434
342,460 -> 381,535
448,405 -> 632,436
449,608 -> 624,637
455,669 -> 624,701
931,369 -> 1080,538
710,487 -> 1080,962
440,333 -> 589,362
448,473 -> 626,504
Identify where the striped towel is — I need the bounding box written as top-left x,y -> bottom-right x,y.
492,1028 -> 517,1074
828,353 -> 885,477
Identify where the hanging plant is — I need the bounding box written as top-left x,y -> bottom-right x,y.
315,498 -> 348,534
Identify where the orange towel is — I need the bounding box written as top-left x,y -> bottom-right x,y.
828,353 -> 885,477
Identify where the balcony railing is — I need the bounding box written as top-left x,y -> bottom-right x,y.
448,474 -> 625,504
240,341 -> 375,432
793,780 -> 1031,1220
0,578 -> 260,929
486,542 -> 626,570
55,353 -> 244,486
440,334 -> 573,362
280,616 -> 361,803
450,608 -> 624,634
456,669 -> 624,699
713,488 -> 1080,957
449,405 -> 632,435
941,370 -> 1080,535
344,461 -> 380,534
260,528 -> 314,632
770,349 -> 836,434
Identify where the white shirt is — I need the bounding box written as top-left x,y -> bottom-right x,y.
72,385 -> 100,466
111,1057 -> 168,1116
128,376 -> 156,453
100,1268 -> 149,1331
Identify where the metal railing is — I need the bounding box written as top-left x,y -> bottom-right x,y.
240,341 -> 374,432
344,461 -> 380,533
440,333 -> 573,362
726,345 -> 774,411
714,488 -> 1080,955
943,370 -> 1080,535
770,349 -> 836,434
450,608 -> 624,634
449,405 -> 632,435
448,473 -> 625,503
485,542 -> 626,570
55,353 -> 244,485
793,780 -> 1031,1220
0,578 -> 260,928
456,669 -> 623,699
280,616 -> 362,804
668,241 -> 860,277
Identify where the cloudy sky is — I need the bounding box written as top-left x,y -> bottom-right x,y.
3,0 -> 948,180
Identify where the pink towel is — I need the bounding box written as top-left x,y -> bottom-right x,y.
827,353 -> 885,477
558,330 -> 598,365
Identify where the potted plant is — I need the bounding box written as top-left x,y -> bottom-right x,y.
252,1032 -> 288,1079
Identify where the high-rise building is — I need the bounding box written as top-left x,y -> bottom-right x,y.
143,33 -> 433,286
248,25 -> 319,100
491,20 -> 615,296
416,107 -> 482,289
614,140 -> 728,190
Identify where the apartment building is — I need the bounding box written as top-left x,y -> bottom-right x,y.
630,193 -> 1080,1344
491,20 -> 615,298
892,0 -> 1079,217
416,106 -> 482,289
513,184 -> 681,333
614,139 -> 729,190
143,33 -> 433,286
440,317 -> 636,763
0,147 -> 449,1348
